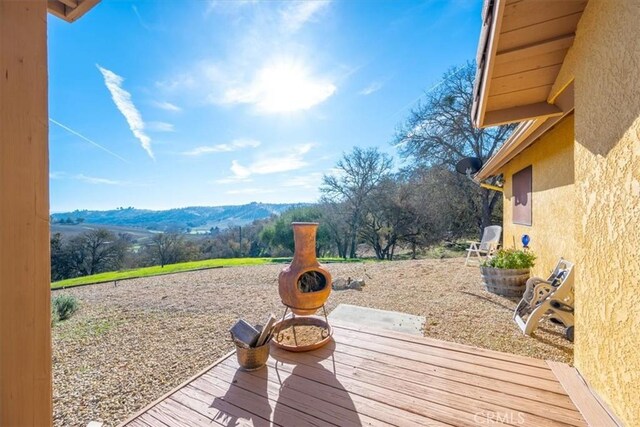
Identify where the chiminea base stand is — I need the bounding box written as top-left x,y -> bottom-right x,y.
271,303 -> 333,352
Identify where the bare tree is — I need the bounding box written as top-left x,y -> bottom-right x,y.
359,178 -> 403,260
51,233 -> 72,281
321,147 -> 393,258
67,228 -> 127,276
394,62 -> 515,234
319,201 -> 351,258
148,232 -> 186,267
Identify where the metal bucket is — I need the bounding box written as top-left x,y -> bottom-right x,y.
235,342 -> 270,371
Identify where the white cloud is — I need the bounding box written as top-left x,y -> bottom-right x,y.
153,101 -> 181,112
281,172 -> 324,189
182,139 -> 261,156
221,59 -> 336,113
226,187 -> 275,195
221,143 -> 314,181
325,166 -> 346,178
75,174 -> 127,186
97,65 -> 154,159
49,171 -> 65,180
155,74 -> 196,92
161,2 -> 336,115
214,176 -> 253,184
359,81 -> 383,96
280,1 -> 331,33
230,160 -> 252,178
205,0 -> 258,17
146,121 -> 175,132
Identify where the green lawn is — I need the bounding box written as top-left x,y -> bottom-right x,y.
51,257 -> 363,289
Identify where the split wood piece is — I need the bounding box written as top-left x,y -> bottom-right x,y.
255,314 -> 277,347
229,319 -> 260,348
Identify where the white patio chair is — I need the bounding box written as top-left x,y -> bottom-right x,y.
465,225 -> 502,266
513,258 -> 575,341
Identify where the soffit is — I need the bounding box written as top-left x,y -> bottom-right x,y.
473,0 -> 587,128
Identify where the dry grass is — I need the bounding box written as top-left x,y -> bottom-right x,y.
52,257 -> 572,426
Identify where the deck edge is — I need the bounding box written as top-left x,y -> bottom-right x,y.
117,350 -> 236,427
547,361 -> 622,427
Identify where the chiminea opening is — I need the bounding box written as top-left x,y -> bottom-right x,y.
297,271 -> 327,293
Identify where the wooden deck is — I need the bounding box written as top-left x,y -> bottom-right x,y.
120,322 -> 618,427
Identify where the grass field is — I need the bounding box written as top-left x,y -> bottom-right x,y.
51,257 -> 363,289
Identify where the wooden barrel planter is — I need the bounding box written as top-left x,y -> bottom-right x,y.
481,267 -> 530,297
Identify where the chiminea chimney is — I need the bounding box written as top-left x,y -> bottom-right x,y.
278,222 -> 332,315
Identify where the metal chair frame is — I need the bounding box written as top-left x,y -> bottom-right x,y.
514,258 -> 575,339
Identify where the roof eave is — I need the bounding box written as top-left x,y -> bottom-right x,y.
47,0 -> 100,22
474,82 -> 575,181
472,0 -> 506,128
472,0 -> 586,128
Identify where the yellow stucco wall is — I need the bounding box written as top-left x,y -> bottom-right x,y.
499,115 -> 575,278
549,1 -> 640,424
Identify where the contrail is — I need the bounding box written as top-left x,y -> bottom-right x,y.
49,118 -> 129,164
390,64 -> 467,118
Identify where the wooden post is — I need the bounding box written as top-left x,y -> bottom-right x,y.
0,1 -> 52,425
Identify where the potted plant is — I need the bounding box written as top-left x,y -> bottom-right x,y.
480,249 -> 536,297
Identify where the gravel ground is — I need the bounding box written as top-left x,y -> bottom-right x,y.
52,257 -> 573,426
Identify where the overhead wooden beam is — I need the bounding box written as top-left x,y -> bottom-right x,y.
47,0 -> 99,22
495,34 -> 576,65
475,82 -> 575,180
483,102 -> 563,127
0,1 -> 52,425
47,0 -> 67,20
490,64 -> 563,96
64,0 -> 99,22
58,0 -> 78,8
498,12 -> 583,52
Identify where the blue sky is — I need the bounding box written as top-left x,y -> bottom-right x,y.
48,0 -> 481,212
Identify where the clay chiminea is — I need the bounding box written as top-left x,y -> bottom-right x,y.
278,222 -> 331,315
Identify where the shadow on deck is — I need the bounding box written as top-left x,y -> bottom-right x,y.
120,322 -> 617,426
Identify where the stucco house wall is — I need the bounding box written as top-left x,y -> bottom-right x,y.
548,1 -> 640,424
499,115 -> 575,278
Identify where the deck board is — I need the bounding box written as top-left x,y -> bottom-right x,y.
120,322 -> 609,427
255,348 -> 584,426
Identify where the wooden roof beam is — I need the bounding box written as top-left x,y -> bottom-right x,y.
482,102 -> 563,127
495,34 -> 576,65
47,0 -> 99,22
47,0 -> 67,20
58,0 -> 78,8
475,82 -> 574,180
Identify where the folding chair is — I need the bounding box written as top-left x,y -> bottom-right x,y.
514,258 -> 575,341
465,225 -> 502,266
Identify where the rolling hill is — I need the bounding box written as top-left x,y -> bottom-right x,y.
51,202 -> 307,233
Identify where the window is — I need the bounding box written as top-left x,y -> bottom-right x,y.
512,165 -> 532,226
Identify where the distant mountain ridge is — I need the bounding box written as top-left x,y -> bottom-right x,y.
51,202 -> 309,232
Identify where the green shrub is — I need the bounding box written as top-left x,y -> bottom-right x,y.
482,249 -> 536,269
52,294 -> 79,321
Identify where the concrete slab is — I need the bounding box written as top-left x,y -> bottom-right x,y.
328,304 -> 425,336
